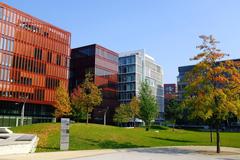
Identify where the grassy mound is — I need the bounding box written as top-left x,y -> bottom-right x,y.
11,123 -> 240,152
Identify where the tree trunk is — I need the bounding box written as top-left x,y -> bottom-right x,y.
172,120 -> 176,131
145,121 -> 150,131
216,123 -> 220,153
226,119 -> 230,128
86,107 -> 89,124
214,96 -> 220,153
133,116 -> 136,128
86,113 -> 89,124
210,125 -> 213,143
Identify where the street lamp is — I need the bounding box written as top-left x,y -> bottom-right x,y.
20,95 -> 28,126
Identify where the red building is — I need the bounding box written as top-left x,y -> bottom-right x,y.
164,84 -> 177,100
0,3 -> 71,126
70,44 -> 118,124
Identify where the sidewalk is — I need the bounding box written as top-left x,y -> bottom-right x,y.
0,146 -> 239,160
0,149 -> 117,160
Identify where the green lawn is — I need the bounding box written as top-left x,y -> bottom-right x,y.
11,123 -> 240,152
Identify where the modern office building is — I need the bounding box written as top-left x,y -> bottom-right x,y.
0,3 -> 71,126
70,44 -> 119,124
118,50 -> 164,120
177,65 -> 194,101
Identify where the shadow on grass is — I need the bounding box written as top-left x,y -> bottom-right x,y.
99,140 -> 145,149
178,128 -> 205,132
151,137 -> 195,143
150,126 -> 169,130
83,138 -> 146,149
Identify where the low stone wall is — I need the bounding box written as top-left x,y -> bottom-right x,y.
0,127 -> 39,155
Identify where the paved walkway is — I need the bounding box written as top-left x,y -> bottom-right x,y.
0,146 -> 240,160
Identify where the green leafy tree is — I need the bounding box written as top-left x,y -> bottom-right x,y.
71,73 -> 102,124
113,104 -> 131,125
129,96 -> 140,126
71,104 -> 87,122
139,81 -> 158,131
165,99 -> 182,131
53,84 -> 71,119
183,35 -> 240,153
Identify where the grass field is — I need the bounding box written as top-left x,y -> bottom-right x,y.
11,123 -> 240,152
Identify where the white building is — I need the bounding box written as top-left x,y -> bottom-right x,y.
118,50 -> 164,120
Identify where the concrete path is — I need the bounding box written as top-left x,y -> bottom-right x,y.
0,146 -> 240,160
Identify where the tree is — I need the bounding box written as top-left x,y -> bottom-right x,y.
113,97 -> 139,127
70,81 -> 87,122
129,96 -> 140,127
53,84 -> 71,119
113,104 -> 131,125
71,73 -> 102,124
139,81 -> 158,131
183,35 -> 240,153
165,99 -> 182,131
71,104 -> 88,122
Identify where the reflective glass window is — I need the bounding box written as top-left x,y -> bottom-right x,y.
0,7 -> 3,20
0,37 -> 3,50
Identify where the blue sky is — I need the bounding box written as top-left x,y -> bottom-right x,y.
3,0 -> 240,83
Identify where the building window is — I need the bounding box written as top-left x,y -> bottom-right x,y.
96,48 -> 118,63
64,57 -> 67,67
47,51 -> 52,63
0,37 -> 3,50
34,48 -> 42,60
7,39 -> 11,51
10,40 -> 14,52
34,89 -> 44,101
0,7 -> 3,20
45,77 -> 60,89
20,77 -> 32,85
0,37 -> 14,52
43,32 -> 49,37
56,54 -> 61,65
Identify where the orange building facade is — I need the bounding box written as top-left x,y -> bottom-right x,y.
0,3 -> 71,126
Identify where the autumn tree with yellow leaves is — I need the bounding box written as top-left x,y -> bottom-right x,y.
71,73 -> 102,124
53,84 -> 72,119
183,35 -> 240,153
129,96 -> 140,126
114,97 -> 140,126
113,104 -> 132,125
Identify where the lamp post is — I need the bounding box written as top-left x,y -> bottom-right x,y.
20,96 -> 28,126
103,107 -> 109,126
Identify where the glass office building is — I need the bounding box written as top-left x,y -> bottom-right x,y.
70,44 -> 118,124
118,50 -> 164,120
0,3 -> 71,126
177,65 -> 194,101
